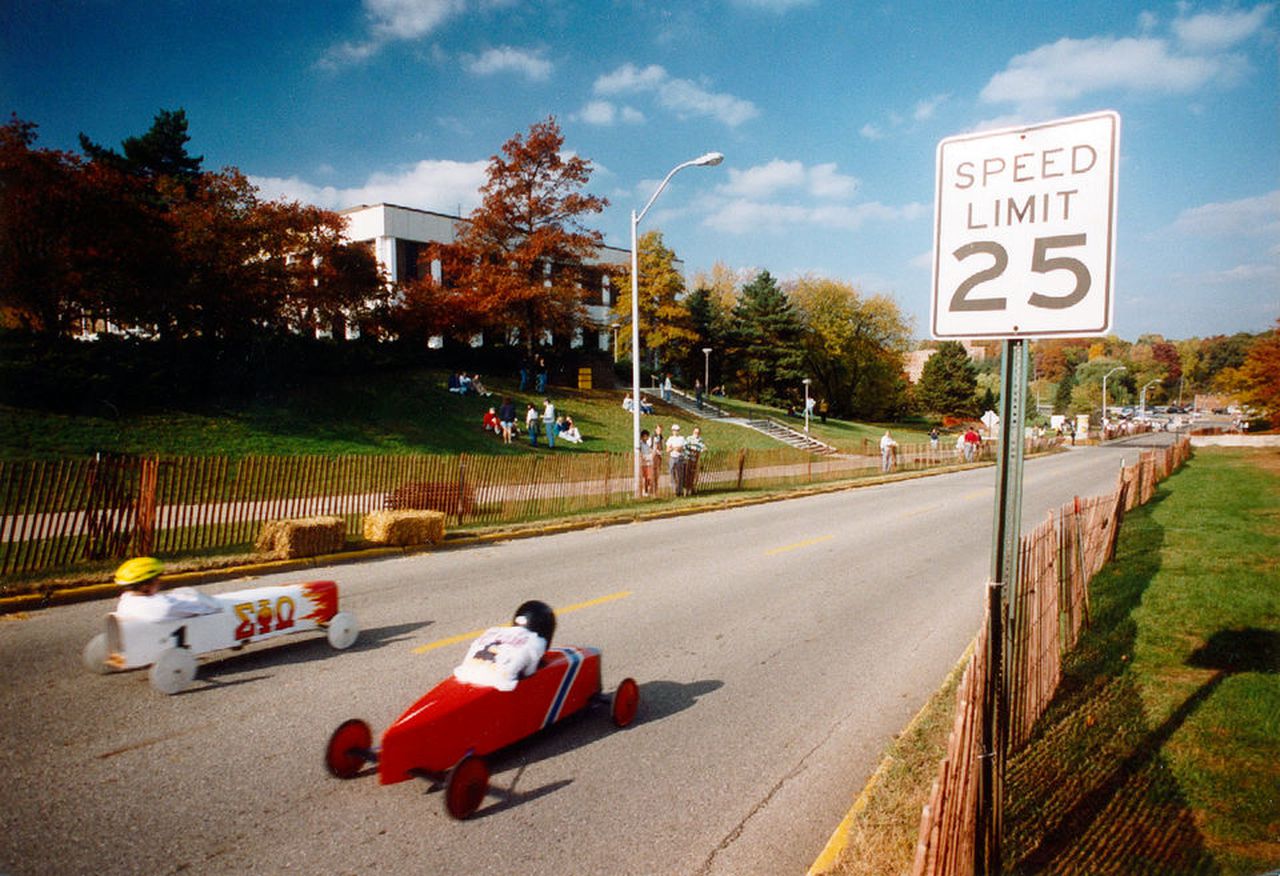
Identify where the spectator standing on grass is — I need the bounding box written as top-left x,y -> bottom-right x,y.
542,398 -> 556,448
955,430 -> 966,460
651,424 -> 664,490
535,355 -> 547,393
963,426 -> 981,462
639,429 -> 656,496
880,430 -> 898,473
695,379 -> 703,410
666,424 -> 687,496
663,373 -> 672,403
499,397 -> 516,444
526,403 -> 539,446
929,428 -> 940,452
685,427 -> 705,494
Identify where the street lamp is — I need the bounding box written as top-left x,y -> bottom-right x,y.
803,378 -> 811,436
611,322 -> 621,363
630,152 -> 724,497
702,347 -> 712,408
1101,365 -> 1126,442
1140,379 -> 1159,419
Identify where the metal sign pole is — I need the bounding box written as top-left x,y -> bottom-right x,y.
980,337 -> 1028,875
991,338 -> 1028,588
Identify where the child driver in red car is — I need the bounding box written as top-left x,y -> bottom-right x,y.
453,600 -> 556,691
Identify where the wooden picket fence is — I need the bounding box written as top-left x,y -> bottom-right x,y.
912,438 -> 1191,876
2,443 -> 971,582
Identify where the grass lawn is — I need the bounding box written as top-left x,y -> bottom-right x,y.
0,368 -> 837,460
0,366 -> 941,460
825,447 -> 1280,875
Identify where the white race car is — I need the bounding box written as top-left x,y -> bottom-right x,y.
82,580 -> 358,694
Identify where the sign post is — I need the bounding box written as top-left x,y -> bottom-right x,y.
931,111 -> 1120,875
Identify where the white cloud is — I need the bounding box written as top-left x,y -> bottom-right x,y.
704,198 -> 925,234
575,100 -> 644,126
594,63 -> 667,95
251,158 -> 488,213
461,46 -> 552,80
859,122 -> 884,141
718,159 -> 858,200
1171,189 -> 1280,237
593,63 -> 759,127
981,36 -> 1227,110
979,6 -> 1273,118
913,93 -> 949,121
321,0 -> 466,67
1173,3 -> 1273,51
807,163 -> 858,199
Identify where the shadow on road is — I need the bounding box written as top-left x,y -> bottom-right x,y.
463,677 -> 724,818
189,620 -> 433,689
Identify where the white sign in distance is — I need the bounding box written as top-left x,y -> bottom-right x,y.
931,111 -> 1120,339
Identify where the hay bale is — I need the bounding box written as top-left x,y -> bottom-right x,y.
362,510 -> 446,546
254,516 -> 346,559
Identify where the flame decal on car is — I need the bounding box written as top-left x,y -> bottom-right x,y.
301,581 -> 338,623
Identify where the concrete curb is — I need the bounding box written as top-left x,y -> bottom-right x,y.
0,459 -> 994,615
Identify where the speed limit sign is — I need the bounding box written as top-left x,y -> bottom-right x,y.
931,111 -> 1119,339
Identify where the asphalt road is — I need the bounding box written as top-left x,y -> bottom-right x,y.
0,439 -> 1163,876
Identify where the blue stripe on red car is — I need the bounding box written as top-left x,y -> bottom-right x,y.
542,648 -> 583,729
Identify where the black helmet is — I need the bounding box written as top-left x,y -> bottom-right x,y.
512,599 -> 555,647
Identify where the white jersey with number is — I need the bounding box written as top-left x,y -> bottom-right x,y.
452,626 -> 547,691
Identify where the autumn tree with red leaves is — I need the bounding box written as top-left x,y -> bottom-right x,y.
420,117 -> 607,352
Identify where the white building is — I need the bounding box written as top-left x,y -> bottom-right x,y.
340,203 -> 649,352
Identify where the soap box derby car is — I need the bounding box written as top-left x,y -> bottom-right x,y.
82,579 -> 359,694
325,645 -> 640,819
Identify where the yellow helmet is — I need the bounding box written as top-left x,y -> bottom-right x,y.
114,556 -> 165,586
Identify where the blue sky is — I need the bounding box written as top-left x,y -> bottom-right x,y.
4,0 -> 1277,340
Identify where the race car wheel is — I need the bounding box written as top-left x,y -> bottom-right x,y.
325,719 -> 373,779
149,647 -> 197,695
611,677 -> 640,728
326,612 -> 359,650
445,754 -> 489,820
82,633 -> 111,674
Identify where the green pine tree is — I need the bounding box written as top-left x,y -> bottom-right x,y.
728,271 -> 805,403
916,341 -> 979,416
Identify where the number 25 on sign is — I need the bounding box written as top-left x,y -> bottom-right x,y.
931,111 -> 1120,339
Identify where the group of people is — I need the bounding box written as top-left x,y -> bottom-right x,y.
517,356 -> 549,394
448,372 -> 491,396
638,423 -> 706,497
478,397 -> 585,447
621,393 -> 654,414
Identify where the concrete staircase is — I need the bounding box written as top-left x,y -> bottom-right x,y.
744,418 -> 837,454
656,387 -> 837,455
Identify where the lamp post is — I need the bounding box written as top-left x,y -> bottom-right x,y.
630,152 -> 724,497
1101,365 -> 1126,442
702,347 -> 712,408
611,322 -> 621,363
1140,379 -> 1158,420
803,378 -> 811,436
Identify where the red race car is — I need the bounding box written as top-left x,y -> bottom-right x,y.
325,632 -> 639,819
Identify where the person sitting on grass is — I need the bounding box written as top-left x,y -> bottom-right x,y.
560,416 -> 583,443
482,407 -> 501,435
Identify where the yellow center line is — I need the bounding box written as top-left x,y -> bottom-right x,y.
411,590 -> 632,655
765,535 -> 834,557
901,504 -> 942,519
